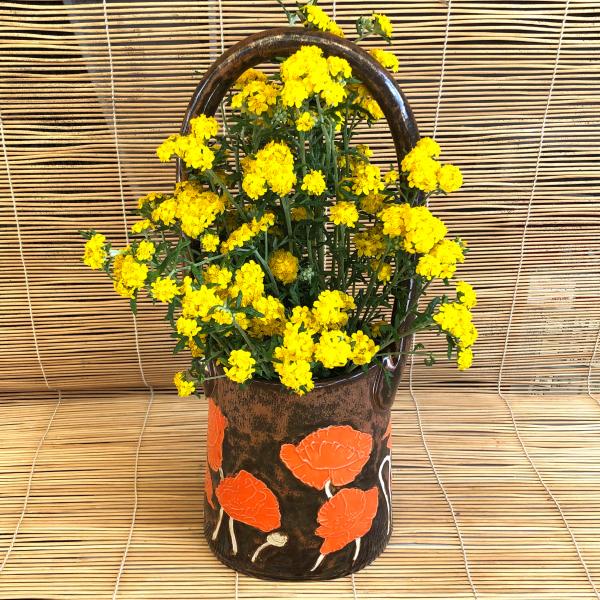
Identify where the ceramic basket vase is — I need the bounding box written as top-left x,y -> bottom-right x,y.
177,27 -> 420,581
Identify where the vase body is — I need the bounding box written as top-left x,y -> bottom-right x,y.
203,365 -> 393,581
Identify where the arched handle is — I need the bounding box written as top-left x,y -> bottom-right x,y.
178,27 -> 420,409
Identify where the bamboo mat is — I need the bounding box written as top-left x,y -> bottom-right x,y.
0,389 -> 597,599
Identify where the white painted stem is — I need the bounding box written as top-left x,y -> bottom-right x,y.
212,507 -> 223,541
324,480 -> 333,499
310,553 -> 325,572
378,453 -> 392,535
229,516 -> 238,555
353,537 -> 361,562
251,541 -> 269,563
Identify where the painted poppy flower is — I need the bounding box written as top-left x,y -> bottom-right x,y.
207,398 -> 228,472
215,470 -> 281,555
316,487 -> 379,555
280,425 -> 373,491
205,468 -> 215,509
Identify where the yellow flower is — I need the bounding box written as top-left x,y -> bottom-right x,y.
274,322 -> 315,363
131,219 -> 152,234
265,249 -> 297,284
303,5 -> 331,31
176,316 -> 201,339
456,280 -> 477,309
151,277 -> 180,303
350,331 -> 380,365
137,192 -> 164,209
314,330 -> 352,369
112,253 -> 148,298
327,21 -> 345,38
383,169 -> 399,184
354,85 -> 384,120
415,137 -> 441,158
359,192 -> 385,215
329,201 -> 359,228
156,134 -> 180,162
224,349 -> 256,384
312,290 -> 355,330
151,197 -> 178,226
229,260 -> 265,307
291,206 -> 309,221
243,141 -> 296,198
327,56 -> 352,79
281,79 -> 310,108
249,295 -> 286,337
203,264 -> 233,290
83,233 -> 107,270
181,284 -> 221,319
352,161 -> 384,195
320,80 -> 347,107
296,111 -> 315,132
220,212 -> 275,254
188,338 -> 205,358
373,13 -> 393,38
301,170 -> 327,196
233,79 -> 279,115
457,347 -> 473,370
234,68 -> 267,89
369,49 -> 399,73
416,239 -> 465,279
434,302 -> 478,349
354,227 -> 385,257
175,184 -> 225,238
135,240 -> 155,261
273,359 -> 314,395
173,371 -> 195,396
375,262 -> 392,283
201,233 -> 220,252
438,164 -> 463,193
189,115 -> 219,141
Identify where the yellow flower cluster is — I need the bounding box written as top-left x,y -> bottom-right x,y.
378,204 -> 447,254
353,84 -> 384,120
433,302 -> 478,370
295,111 -> 315,132
416,239 -> 465,280
231,77 -> 279,116
174,371 -> 195,396
370,48 -> 399,73
112,252 -> 148,299
330,201 -> 359,228
312,290 -> 356,330
156,115 -> 218,171
351,159 -> 385,195
455,280 -> 477,309
224,349 -> 256,384
302,5 -> 344,37
220,212 -> 275,254
135,240 -> 155,261
301,170 -> 327,196
280,46 -> 350,109
175,182 -> 225,238
268,249 -> 299,284
354,226 -> 385,257
151,277 -> 180,303
83,234 -> 107,270
242,141 -> 296,199
401,137 -> 463,194
373,13 -> 393,38
229,261 -> 265,307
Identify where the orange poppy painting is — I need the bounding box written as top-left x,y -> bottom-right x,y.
312,487 -> 379,571
280,425 -> 373,494
214,470 -> 283,556
207,398 -> 228,473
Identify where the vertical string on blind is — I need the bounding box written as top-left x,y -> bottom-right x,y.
0,111 -> 62,572
496,1 -> 599,596
100,2 -> 156,598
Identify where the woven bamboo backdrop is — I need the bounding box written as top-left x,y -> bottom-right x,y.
0,0 -> 599,394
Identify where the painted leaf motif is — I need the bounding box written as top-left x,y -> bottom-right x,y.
216,470 -> 281,532
205,467 -> 215,509
207,398 -> 228,471
315,487 -> 379,555
280,425 -> 373,489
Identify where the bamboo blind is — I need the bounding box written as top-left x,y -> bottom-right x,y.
0,0 -> 599,393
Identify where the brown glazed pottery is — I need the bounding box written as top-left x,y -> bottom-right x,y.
178,28 -> 420,581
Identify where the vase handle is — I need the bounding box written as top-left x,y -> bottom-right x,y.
179,27 -> 421,408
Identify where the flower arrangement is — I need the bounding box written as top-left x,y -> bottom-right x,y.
82,2 -> 477,397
